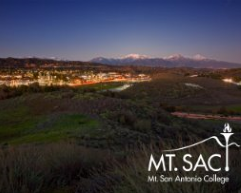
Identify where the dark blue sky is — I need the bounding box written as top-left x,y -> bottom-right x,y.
1,0 -> 241,62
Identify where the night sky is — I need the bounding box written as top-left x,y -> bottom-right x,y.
1,0 -> 241,63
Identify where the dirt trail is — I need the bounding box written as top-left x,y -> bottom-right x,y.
172,112 -> 241,122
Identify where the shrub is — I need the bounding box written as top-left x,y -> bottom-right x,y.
0,142 -> 112,193
133,119 -> 152,133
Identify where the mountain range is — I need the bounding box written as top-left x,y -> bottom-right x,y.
91,54 -> 241,68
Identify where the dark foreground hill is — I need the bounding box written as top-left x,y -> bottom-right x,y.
0,69 -> 241,193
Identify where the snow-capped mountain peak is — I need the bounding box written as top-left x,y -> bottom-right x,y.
193,54 -> 206,61
121,54 -> 149,60
165,54 -> 184,60
91,57 -> 106,62
90,53 -> 241,68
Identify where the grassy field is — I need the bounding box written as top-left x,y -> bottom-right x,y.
0,97 -> 102,145
9,114 -> 99,144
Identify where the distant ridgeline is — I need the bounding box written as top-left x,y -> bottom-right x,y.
1,57 -> 241,69
0,58 -> 107,69
91,55 -> 241,69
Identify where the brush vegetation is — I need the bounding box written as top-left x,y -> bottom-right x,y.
0,68 -> 241,192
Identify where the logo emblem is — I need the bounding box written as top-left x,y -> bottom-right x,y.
163,123 -> 240,171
